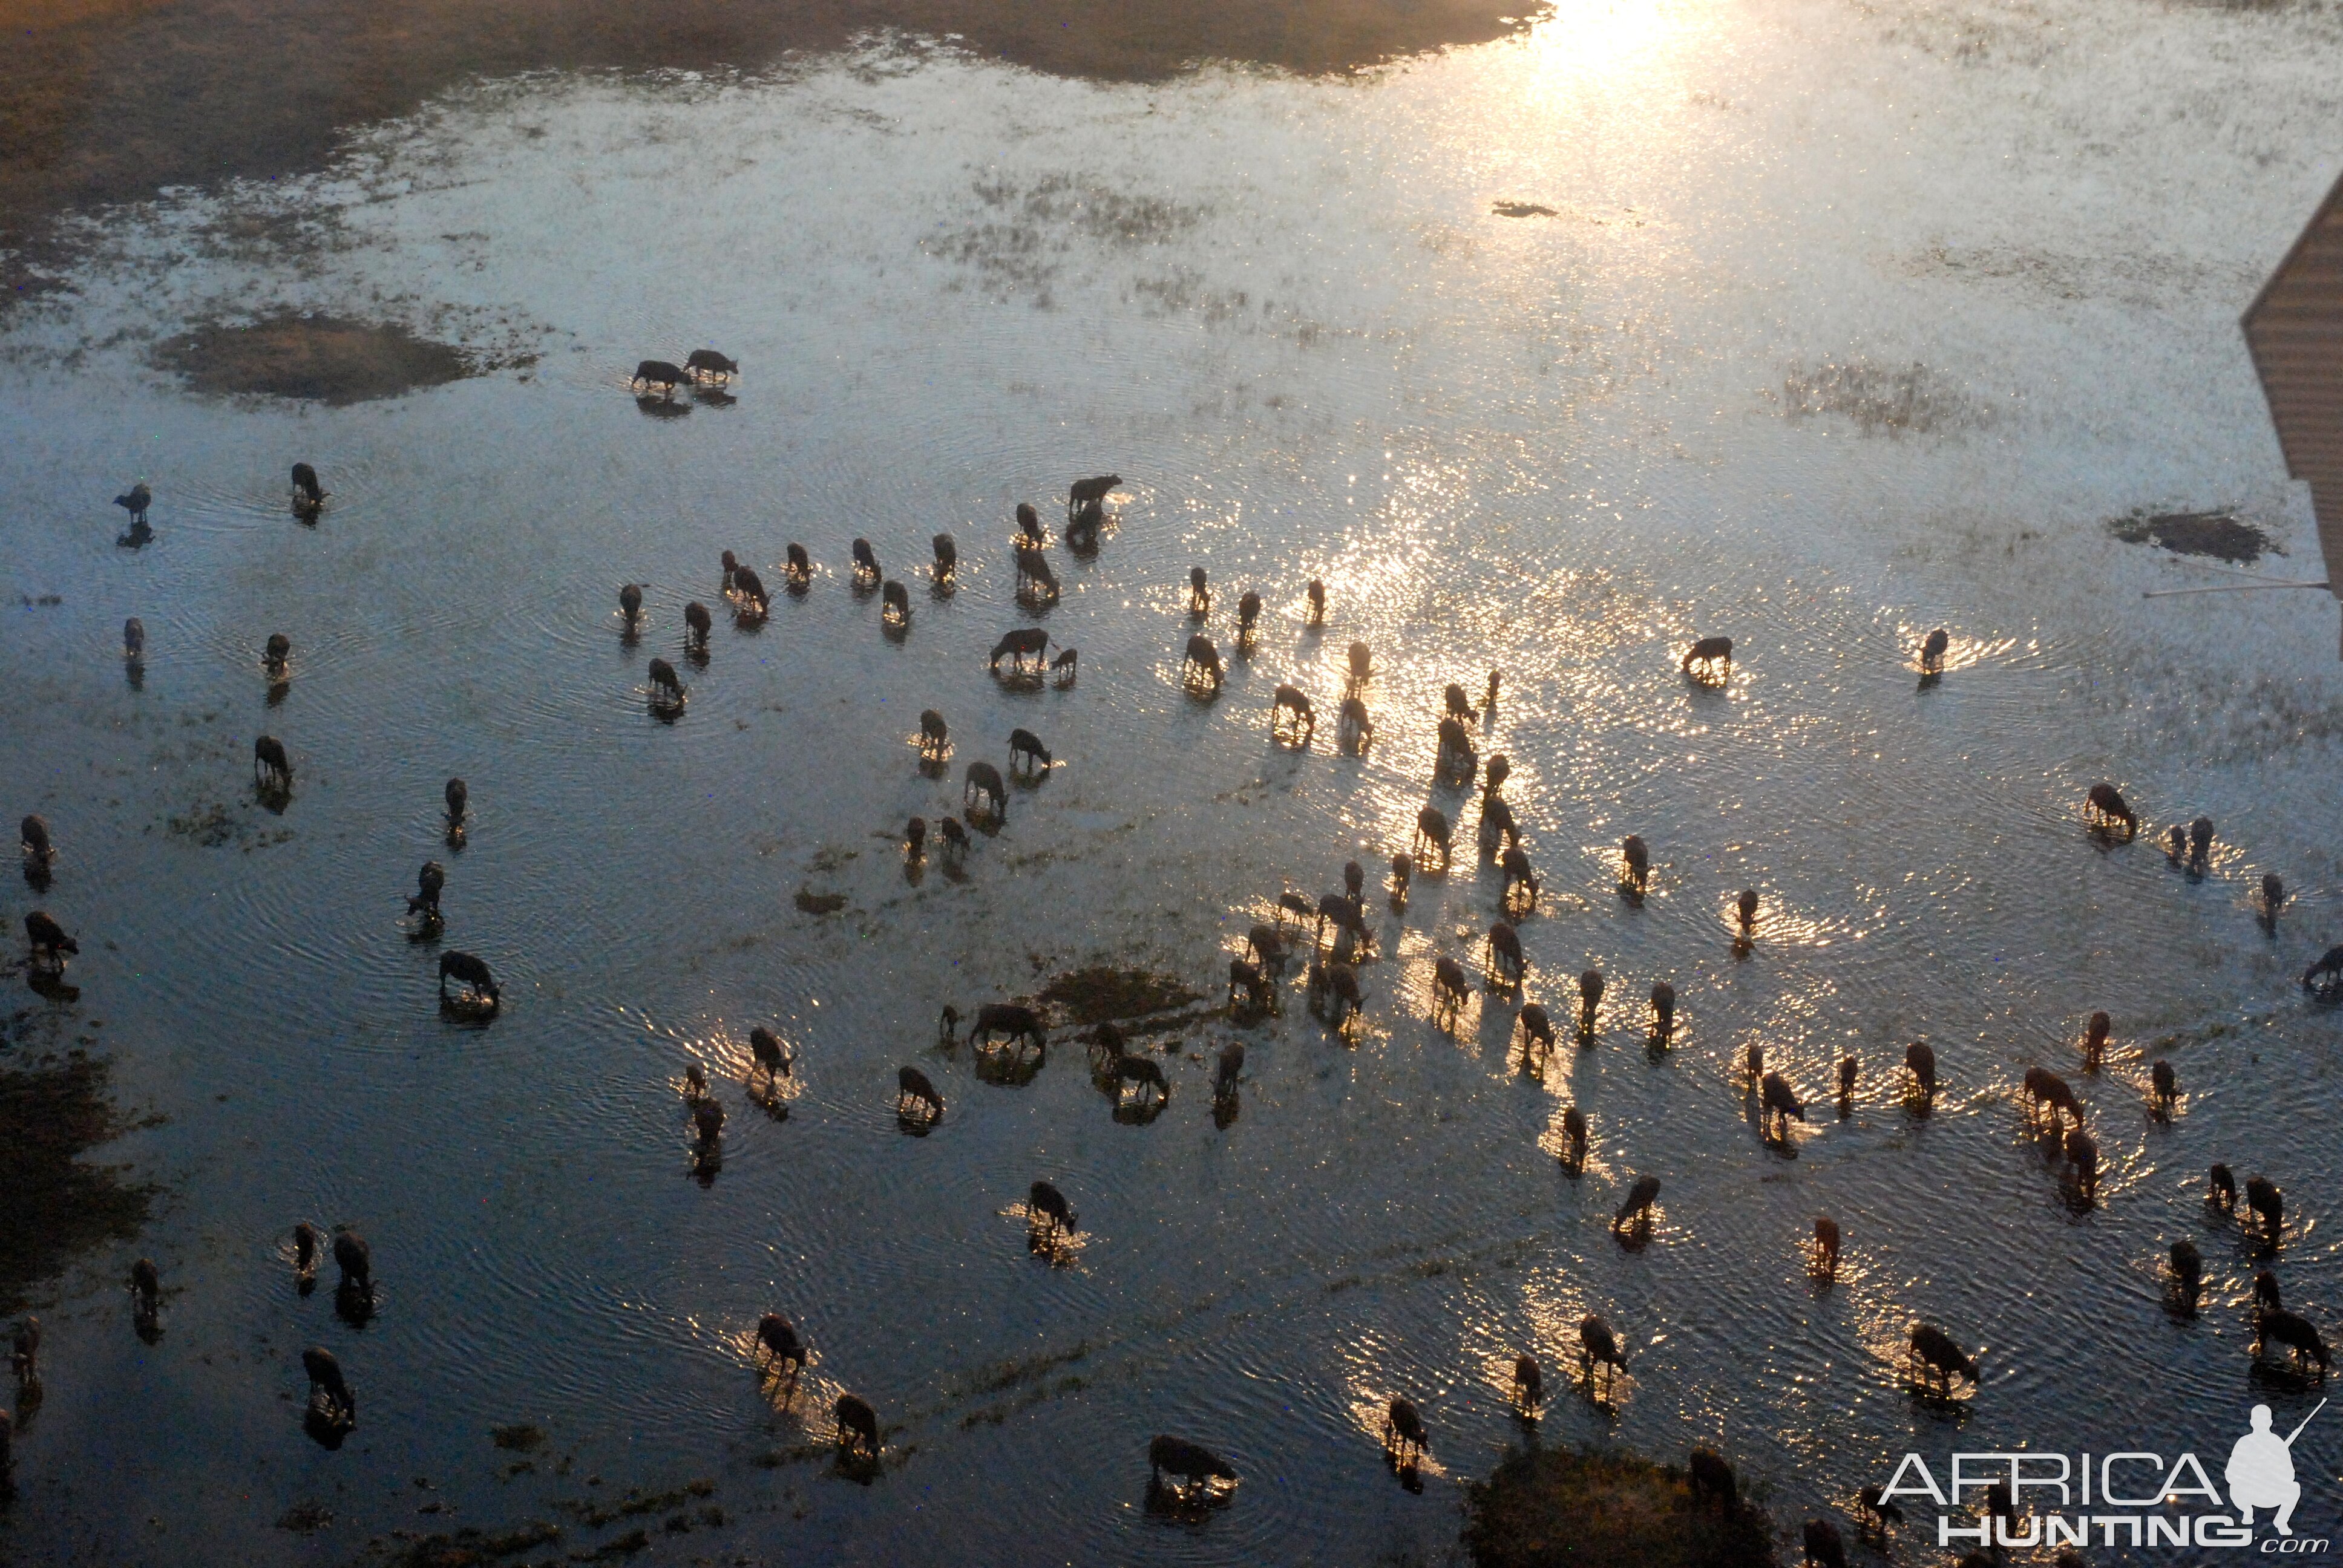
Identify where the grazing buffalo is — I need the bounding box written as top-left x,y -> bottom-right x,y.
1305,579 -> 1326,626
1014,503 -> 1044,544
1919,627 -> 1948,672
1271,685 -> 1315,744
1238,591 -> 1262,635
1309,961 -> 1362,1028
20,814 -> 52,865
1149,1434 -> 1236,1496
1444,683 -> 1474,721
292,1223 -> 320,1284
1213,1042 -> 1245,1102
2246,1175 -> 2284,1240
1228,958 -> 1273,1016
1478,797 -> 1519,855
631,361 -> 686,397
263,632 -> 290,675
1436,717 -> 1476,785
437,950 -> 499,1007
1112,1053 -> 1168,1108
619,583 -> 644,627
291,463 -> 327,511
937,815 -> 968,864
881,580 -> 911,626
254,735 -> 293,789
304,1346 -> 355,1425
646,657 -> 686,707
2303,945 -> 2343,1002
904,817 -> 926,861
1499,848 -> 1539,912
445,777 -> 468,823
1414,807 -> 1452,871
932,533 -> 957,581
1907,1322 -> 1978,1393
1383,1399 -> 1429,1466
1247,923 -> 1289,975
1183,635 -> 1222,692
2255,1309 -> 2330,1374
1015,547 -> 1059,601
2210,1163 -> 2238,1212
2083,1010 -> 2110,1067
1561,1105 -> 1587,1168
1029,1180 -> 1077,1242
2169,1238 -> 2203,1308
835,1394 -> 880,1461
757,1312 -> 807,1388
1389,853 -> 1412,907
2021,1066 -> 2081,1131
1008,728 -> 1051,776
1430,955 -> 1472,1023
2150,1058 -> 2177,1111
24,911 -> 77,975
1515,1004 -> 1555,1064
683,599 -> 712,649
406,860 -> 445,920
919,709 -> 949,758
1188,566 -> 1211,617
123,617 -> 145,658
1803,1518 -> 1847,1568
2263,873 -> 2286,920
785,544 -> 813,587
851,538 -> 880,583
991,627 -> 1050,674
1067,474 -> 1119,520
750,1026 -> 792,1083
972,1004 -> 1047,1058
1346,641 -> 1371,686
734,567 -> 768,613
1484,921 -> 1524,988
1066,497 -> 1104,551
1338,696 -> 1374,750
2065,1128 -> 2099,1198
2085,782 -> 2137,837
115,482 -> 152,526
1904,1040 -> 1936,1099
1837,1055 -> 1858,1102
1682,635 -> 1732,679
1736,889 -> 1759,929
1620,835 -> 1650,895
1650,981 -> 1676,1038
1483,753 -> 1510,797
896,1065 -> 943,1122
332,1229 -> 372,1293
685,348 -> 738,381
1051,647 -> 1078,687
965,762 -> 1008,822
1579,1315 -> 1627,1394
1512,1354 -> 1543,1413
1759,1072 -> 1806,1140
1814,1215 -> 1841,1279
1613,1174 -> 1660,1235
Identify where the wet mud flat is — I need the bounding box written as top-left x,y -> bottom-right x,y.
0,0 -> 1535,299
151,316 -> 479,407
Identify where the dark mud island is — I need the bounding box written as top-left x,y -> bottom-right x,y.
5,0 -> 2343,1563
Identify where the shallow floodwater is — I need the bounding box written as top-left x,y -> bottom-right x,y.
6,1 -> 2343,1563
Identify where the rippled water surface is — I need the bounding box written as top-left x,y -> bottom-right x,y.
7,1 -> 2343,1561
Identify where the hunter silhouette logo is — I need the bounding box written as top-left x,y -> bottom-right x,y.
1879,1399 -> 2330,1551
2230,1401 -> 2323,1537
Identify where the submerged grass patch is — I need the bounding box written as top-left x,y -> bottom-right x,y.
152,314 -> 474,404
2109,508 -> 2278,566
1465,1446 -> 1777,1568
0,1018 -> 153,1317
1037,965 -> 1199,1025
